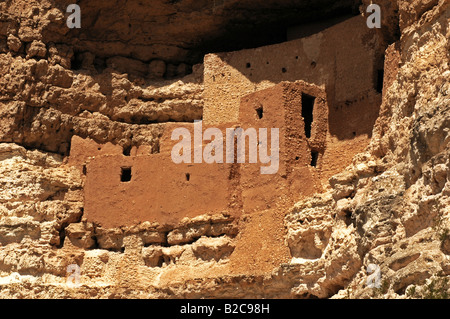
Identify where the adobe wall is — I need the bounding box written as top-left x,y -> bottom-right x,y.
76,81 -> 333,227
68,136 -> 123,170
319,90 -> 382,183
238,81 -> 328,211
203,15 -> 383,125
83,153 -> 235,229
76,122 -> 240,229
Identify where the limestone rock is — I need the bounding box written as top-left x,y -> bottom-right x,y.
26,40 -> 47,59
192,236 -> 235,261
7,34 -> 21,52
65,223 -> 95,249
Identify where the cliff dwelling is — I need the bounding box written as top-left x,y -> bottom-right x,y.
69,14 -> 383,230
5,0 -> 448,301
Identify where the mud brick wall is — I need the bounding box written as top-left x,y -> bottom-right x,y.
202,15 -> 383,126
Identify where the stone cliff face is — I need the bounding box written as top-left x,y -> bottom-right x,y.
0,0 -> 449,298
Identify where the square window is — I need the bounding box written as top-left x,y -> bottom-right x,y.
121,167 -> 132,182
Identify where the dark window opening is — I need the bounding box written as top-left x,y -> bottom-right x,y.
311,151 -> 319,167
256,105 -> 263,119
123,145 -> 132,156
185,173 -> 190,181
82,165 -> 87,175
246,62 -> 251,68
376,69 -> 384,93
302,93 -> 316,138
282,67 -> 287,73
121,167 -> 132,182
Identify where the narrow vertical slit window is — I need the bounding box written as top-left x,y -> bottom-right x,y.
376,69 -> 384,93
302,93 -> 315,138
310,151 -> 319,167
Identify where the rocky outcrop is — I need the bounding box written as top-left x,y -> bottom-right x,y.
288,0 -> 450,298
0,0 -> 449,299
